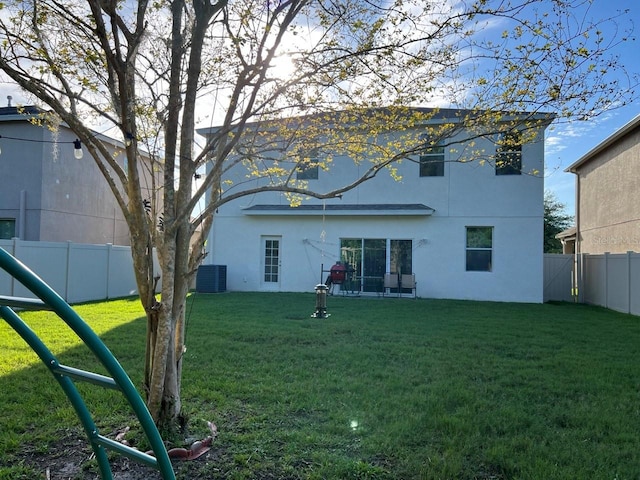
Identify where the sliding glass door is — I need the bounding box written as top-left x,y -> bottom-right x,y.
340,238 -> 412,294
390,240 -> 412,275
362,239 -> 385,292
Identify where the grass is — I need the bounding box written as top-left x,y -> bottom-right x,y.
0,293 -> 639,479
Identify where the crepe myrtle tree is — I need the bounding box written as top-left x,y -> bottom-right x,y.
0,0 -> 635,428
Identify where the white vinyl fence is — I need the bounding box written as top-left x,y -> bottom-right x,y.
3,239 -> 636,314
544,252 -> 640,316
0,238 -> 158,304
543,254 -> 575,303
580,252 -> 640,316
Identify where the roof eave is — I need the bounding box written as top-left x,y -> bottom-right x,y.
565,114 -> 640,173
241,204 -> 435,217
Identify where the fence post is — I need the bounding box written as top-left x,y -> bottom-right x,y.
628,251 -> 632,315
577,253 -> 584,304
64,241 -> 73,302
604,252 -> 609,310
106,244 -> 112,300
10,237 -> 18,296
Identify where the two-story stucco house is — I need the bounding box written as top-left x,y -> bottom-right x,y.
565,113 -> 640,255
0,105 -> 131,245
198,108 -> 553,303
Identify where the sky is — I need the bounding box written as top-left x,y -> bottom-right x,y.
542,1 -> 640,218
0,0 -> 637,222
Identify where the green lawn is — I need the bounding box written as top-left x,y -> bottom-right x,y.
1,293 -> 639,479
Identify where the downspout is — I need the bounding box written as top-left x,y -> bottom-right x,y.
573,174 -> 581,303
19,190 -> 26,240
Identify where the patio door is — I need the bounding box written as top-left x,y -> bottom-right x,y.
340,238 -> 386,293
262,236 -> 281,290
390,240 -> 413,275
340,238 -> 413,294
390,239 -> 413,294
362,239 -> 386,292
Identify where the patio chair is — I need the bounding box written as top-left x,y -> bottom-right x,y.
400,273 -> 417,298
383,273 -> 400,297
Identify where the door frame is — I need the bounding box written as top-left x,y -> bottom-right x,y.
261,235 -> 282,290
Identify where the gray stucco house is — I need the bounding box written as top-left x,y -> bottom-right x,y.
0,105 -> 130,245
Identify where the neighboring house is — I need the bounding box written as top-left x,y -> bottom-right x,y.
0,105 -> 131,245
198,108 -> 553,303
555,226 -> 576,254
566,114 -> 640,255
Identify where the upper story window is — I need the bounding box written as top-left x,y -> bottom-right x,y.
296,148 -> 319,180
0,218 -> 16,239
495,131 -> 522,176
419,138 -> 445,177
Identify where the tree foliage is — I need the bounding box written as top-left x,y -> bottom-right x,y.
544,190 -> 573,253
0,0 -> 635,427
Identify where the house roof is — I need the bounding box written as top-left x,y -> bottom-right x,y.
555,226 -> 576,241
197,106 -> 555,137
565,114 -> 640,173
242,203 -> 435,216
0,105 -> 46,122
0,104 -> 135,152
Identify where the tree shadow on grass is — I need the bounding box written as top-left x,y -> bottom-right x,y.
4,294 -> 640,479
0,305 -> 198,480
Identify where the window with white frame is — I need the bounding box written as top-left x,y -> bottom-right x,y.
466,226 -> 493,271
495,131 -> 522,175
419,138 -> 445,177
296,149 -> 319,180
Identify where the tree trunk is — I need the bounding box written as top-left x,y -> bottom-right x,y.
136,218 -> 194,426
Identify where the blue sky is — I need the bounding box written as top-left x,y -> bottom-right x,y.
0,0 -> 636,223
543,0 -> 639,218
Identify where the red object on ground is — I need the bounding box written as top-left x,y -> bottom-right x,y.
329,262 -> 347,284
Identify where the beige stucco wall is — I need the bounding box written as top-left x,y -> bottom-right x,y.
576,126 -> 640,254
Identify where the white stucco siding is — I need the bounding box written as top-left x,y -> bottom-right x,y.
203,112 -> 548,303
318,133 -> 544,219
415,216 -> 542,303
207,211 -> 543,303
208,215 -> 329,292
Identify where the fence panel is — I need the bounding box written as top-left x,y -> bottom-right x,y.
606,253 -> 630,314
583,254 -> 606,307
543,254 -> 574,302
0,240 -> 14,294
67,244 -> 109,304
12,241 -> 69,299
545,252 -> 640,315
0,239 -> 143,303
630,254 -> 640,316
580,251 -> 640,315
108,245 -> 140,299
